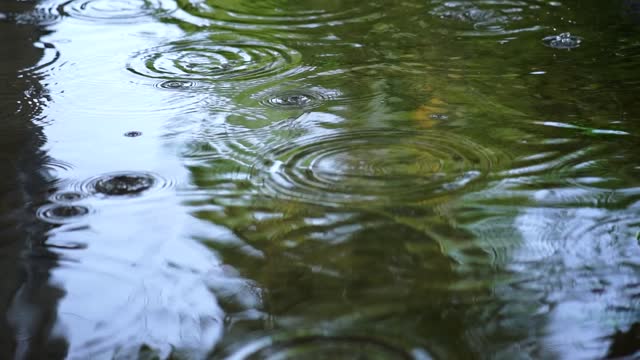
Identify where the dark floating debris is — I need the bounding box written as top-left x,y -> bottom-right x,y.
542,32 -> 582,49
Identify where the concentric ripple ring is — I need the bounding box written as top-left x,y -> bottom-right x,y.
127,33 -> 302,84
37,203 -> 91,224
175,0 -> 383,29
259,89 -> 332,110
70,171 -> 174,198
228,335 -> 415,360
252,129 -> 504,206
428,0 -> 554,36
57,0 -> 177,22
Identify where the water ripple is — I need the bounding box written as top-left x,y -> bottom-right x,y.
37,203 -> 91,224
57,0 -> 177,23
251,129 -> 505,207
240,75 -> 386,116
42,158 -> 74,178
493,119 -> 636,205
226,83 -> 338,123
428,0 -> 558,36
66,171 -> 175,198
50,190 -> 87,203
175,0 -> 384,30
127,33 -> 303,85
227,334 -> 415,360
49,255 -> 224,359
512,207 -> 640,268
260,89 -> 330,110
155,79 -> 202,90
20,41 -> 61,76
542,32 -> 583,49
0,78 -> 50,122
0,1 -> 62,25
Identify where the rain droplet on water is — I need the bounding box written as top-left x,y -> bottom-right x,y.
124,131 -> 143,137
93,174 -> 155,196
37,204 -> 91,224
542,32 -> 582,49
271,94 -> 313,107
157,80 -> 199,89
51,191 -> 86,203
263,91 -> 327,109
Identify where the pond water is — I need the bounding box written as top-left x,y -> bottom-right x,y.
1,0 -> 640,358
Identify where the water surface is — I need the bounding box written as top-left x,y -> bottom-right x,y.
1,0 -> 640,358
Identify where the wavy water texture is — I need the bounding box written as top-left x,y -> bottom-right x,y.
0,0 -> 62,25
428,0 -> 565,37
56,0 -> 177,23
38,177 -> 227,358
250,129 -> 506,207
174,0 -> 385,31
127,32 -> 303,87
227,335 -> 415,360
9,0 -> 640,358
36,203 -> 91,224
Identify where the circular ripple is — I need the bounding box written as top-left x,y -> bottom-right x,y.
127,33 -> 302,84
19,41 -> 61,75
252,129 -> 504,206
50,191 -> 86,203
57,0 -> 177,22
542,32 -> 583,49
41,158 -> 74,178
228,335 -> 413,360
230,84 -> 339,121
176,0 -> 383,29
95,175 -> 153,195
74,171 -> 173,197
260,89 -> 331,110
37,204 -> 91,224
156,79 -> 200,90
428,0 -> 554,36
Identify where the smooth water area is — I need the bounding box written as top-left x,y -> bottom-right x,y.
1,0 -> 640,358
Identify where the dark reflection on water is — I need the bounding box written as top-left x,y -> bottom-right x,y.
2,0 -> 640,358
0,1 -> 67,358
